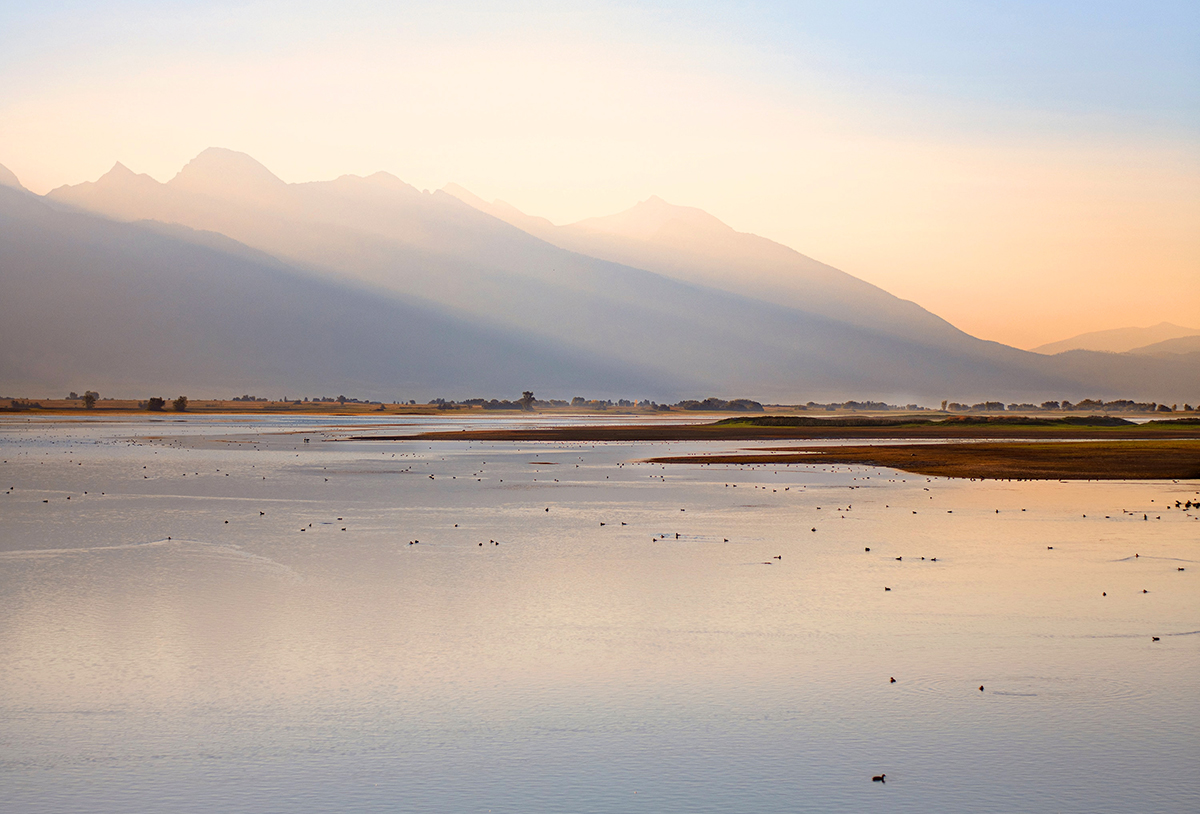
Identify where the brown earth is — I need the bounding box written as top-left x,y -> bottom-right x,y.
646,440 -> 1200,480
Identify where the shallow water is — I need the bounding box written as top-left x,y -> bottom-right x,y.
1,414 -> 1197,813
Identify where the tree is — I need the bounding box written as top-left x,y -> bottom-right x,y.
519,391 -> 535,411
147,397 -> 165,411
83,392 -> 97,409
173,396 -> 188,412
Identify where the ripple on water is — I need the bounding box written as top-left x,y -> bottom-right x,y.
0,539 -> 301,581
898,673 -> 1153,703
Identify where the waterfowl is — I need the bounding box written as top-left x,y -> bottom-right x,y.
872,774 -> 886,783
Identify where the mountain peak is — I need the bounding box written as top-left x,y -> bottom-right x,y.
571,195 -> 733,241
168,148 -> 286,199
84,161 -> 164,193
360,171 -> 416,192
0,162 -> 23,190
98,161 -> 140,182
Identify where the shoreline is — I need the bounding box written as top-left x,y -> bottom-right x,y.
355,416 -> 1200,442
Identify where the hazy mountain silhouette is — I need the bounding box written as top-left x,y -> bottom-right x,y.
442,186 -> 971,346
0,163 -> 24,190
1033,322 -> 1200,355
0,185 -> 674,399
39,149 -> 1200,402
1126,335 -> 1200,357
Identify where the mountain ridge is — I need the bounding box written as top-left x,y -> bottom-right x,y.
1033,322 -> 1200,355
33,149 -> 1200,402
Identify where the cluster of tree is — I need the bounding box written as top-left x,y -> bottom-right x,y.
426,395 -> 767,411
1,399 -> 44,411
141,396 -> 188,411
67,391 -> 101,408
231,394 -> 269,402
309,395 -> 378,404
804,400 -> 925,412
944,399 -> 1191,413
675,398 -> 764,411
438,392 -> 540,411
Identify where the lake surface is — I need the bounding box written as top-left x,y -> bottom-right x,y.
2,414 -> 1197,813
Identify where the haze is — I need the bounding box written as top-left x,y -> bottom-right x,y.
2,1 -> 1197,348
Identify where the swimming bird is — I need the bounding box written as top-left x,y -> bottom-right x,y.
872,774 -> 886,783
890,677 -> 896,683
884,587 -> 891,591
1152,636 -> 1160,642
979,685 -> 984,692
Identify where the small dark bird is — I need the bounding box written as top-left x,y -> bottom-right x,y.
890,677 -> 896,683
1152,636 -> 1160,642
895,557 -> 902,561
865,547 -> 870,552
1143,589 -> 1149,593
979,685 -> 984,692
872,774 -> 886,783
884,587 -> 891,591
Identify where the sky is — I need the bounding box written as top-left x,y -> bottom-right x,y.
1,0 -> 1197,348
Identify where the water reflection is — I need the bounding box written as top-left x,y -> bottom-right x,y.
1,416 -> 1197,813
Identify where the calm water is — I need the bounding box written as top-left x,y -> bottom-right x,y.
1,414 -> 1197,813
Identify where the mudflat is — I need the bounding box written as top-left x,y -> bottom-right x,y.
646,439 -> 1200,480
364,416 -> 1200,443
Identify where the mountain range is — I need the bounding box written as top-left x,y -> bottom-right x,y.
1031,322 -> 1200,355
2,148 -> 1196,403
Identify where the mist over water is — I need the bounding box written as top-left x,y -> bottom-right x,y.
1,415 -> 1197,813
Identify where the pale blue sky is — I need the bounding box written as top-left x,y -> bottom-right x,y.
3,1 -> 1195,131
